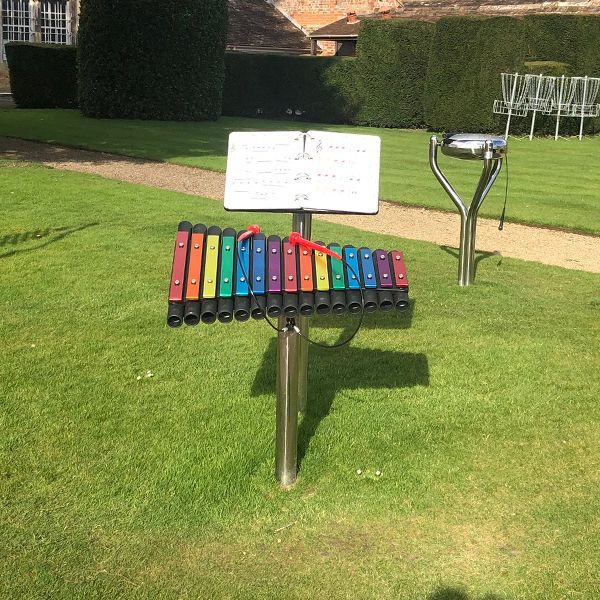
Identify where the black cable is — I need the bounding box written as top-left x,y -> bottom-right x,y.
236,252 -> 282,335
499,153 -> 509,231
236,245 -> 365,348
294,261 -> 364,350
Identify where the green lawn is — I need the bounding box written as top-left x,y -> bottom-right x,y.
1,109 -> 599,234
1,160 -> 599,599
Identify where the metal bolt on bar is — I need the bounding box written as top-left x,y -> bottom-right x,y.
429,134 -> 506,286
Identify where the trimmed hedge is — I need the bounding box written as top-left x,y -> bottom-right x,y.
425,14 -> 600,134
5,43 -> 78,108
222,52 -> 358,123
424,17 -> 527,132
7,12 -> 600,134
524,15 -> 580,65
355,19 -> 434,128
78,0 -> 227,120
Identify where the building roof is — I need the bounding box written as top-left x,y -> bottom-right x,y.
227,0 -> 311,54
309,14 -> 370,39
309,0 -> 600,39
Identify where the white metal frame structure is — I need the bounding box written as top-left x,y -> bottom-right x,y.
495,72 -> 600,140
524,73 -> 556,140
548,75 -> 576,140
493,72 -> 529,138
568,76 -> 600,140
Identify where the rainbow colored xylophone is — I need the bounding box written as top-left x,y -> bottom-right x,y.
167,222 -> 410,328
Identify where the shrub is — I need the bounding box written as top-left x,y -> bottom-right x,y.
524,15 -> 581,65
518,15 -> 600,134
222,53 -> 358,123
5,43 -> 77,108
355,19 -> 434,128
78,0 -> 227,120
424,17 -> 527,132
523,61 -> 571,77
424,15 -> 600,134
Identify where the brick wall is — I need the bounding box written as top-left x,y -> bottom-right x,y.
274,0 -> 398,32
274,0 -> 600,33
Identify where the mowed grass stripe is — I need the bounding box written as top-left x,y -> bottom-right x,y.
1,109 -> 599,234
1,162 -> 599,599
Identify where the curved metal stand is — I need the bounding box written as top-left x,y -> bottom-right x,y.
429,136 -> 503,286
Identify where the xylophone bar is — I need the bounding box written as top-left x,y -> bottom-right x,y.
167,221 -> 193,328
167,223 -> 410,327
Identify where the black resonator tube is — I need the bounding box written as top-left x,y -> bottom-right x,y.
363,289 -> 378,313
330,290 -> 346,315
377,290 -> 394,311
314,290 -> 331,315
298,292 -> 314,316
282,292 -> 298,317
183,300 -> 201,326
167,302 -> 184,328
346,290 -> 362,314
266,294 -> 282,318
200,299 -> 217,324
393,289 -> 410,311
234,296 -> 251,321
251,295 -> 266,319
217,298 -> 234,323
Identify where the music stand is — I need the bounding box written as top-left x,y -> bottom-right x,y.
224,130 -> 381,487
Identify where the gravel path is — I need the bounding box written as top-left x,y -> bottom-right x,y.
2,136 -> 599,274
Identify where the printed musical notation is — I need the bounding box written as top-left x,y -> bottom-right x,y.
224,130 -> 380,214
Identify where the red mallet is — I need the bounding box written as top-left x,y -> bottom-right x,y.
289,232 -> 342,260
238,224 -> 261,242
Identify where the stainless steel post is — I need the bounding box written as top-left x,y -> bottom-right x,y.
274,212 -> 312,486
429,135 -> 505,286
464,143 -> 501,284
292,212 -> 312,413
429,136 -> 469,285
276,316 -> 299,487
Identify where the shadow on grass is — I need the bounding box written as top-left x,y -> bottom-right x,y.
428,587 -> 503,600
0,223 -> 98,259
252,303 -> 427,471
440,245 -> 503,277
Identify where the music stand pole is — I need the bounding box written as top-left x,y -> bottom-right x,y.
276,315 -> 299,487
275,211 -> 312,487
292,211 -> 312,413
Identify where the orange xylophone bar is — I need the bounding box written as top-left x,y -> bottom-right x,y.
167,222 -> 410,327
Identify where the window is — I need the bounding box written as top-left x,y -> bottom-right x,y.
40,0 -> 70,44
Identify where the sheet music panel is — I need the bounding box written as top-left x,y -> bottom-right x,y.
224,130 -> 381,214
